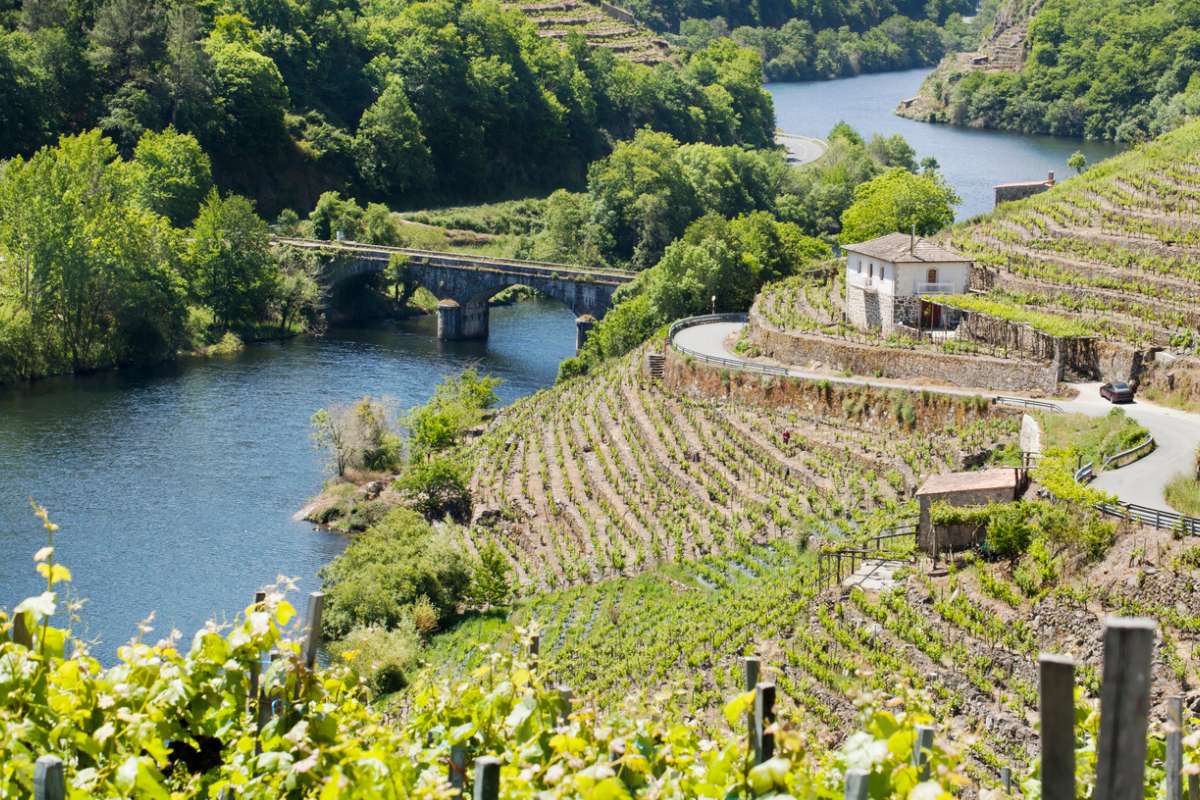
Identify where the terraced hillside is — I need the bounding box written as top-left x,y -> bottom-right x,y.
423,509 -> 1200,784
509,0 -> 671,63
450,346 -> 1017,591
945,121 -> 1200,352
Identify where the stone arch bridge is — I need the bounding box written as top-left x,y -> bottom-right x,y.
274,237 -> 635,350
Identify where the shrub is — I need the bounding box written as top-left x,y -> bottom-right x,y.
984,503 -> 1034,559
467,540 -> 514,609
319,508 -> 472,637
396,455 -> 471,521
311,396 -> 402,477
330,622 -> 421,696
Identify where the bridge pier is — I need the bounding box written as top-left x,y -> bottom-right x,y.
437,298 -> 489,341
575,314 -> 596,353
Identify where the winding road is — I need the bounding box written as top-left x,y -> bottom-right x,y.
775,132 -> 828,165
673,320 -> 1200,513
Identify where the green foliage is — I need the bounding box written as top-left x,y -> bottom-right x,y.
936,294 -> 1096,338
330,622 -> 422,696
187,190 -> 278,330
723,15 -> 950,82
838,167 -> 960,243
352,77 -> 433,198
396,455 -> 471,521
928,0 -> 1200,141
634,0 -> 970,32
570,212 -> 830,374
468,540 -> 515,609
1165,473 -> 1200,517
320,507 -> 472,637
1038,408 -> 1152,470
131,127 -> 213,226
311,396 -> 402,477
0,130 -> 187,380
407,369 -> 501,456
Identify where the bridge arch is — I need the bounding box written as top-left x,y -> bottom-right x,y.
277,237 -> 633,351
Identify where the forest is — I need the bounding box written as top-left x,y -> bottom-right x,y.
925,0 -> 1200,141
0,0 -> 773,213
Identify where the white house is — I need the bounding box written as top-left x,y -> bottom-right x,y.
841,233 -> 972,333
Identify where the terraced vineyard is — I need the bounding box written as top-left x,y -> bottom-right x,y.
422,523 -> 1200,784
946,120 -> 1200,350
453,347 -> 1018,590
507,0 -> 671,64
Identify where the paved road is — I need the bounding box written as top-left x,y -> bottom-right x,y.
775,132 -> 828,166
673,322 -> 1200,512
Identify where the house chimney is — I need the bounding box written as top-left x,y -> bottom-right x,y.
1047,170 -> 1055,186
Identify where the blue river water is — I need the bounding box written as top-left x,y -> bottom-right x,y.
769,69 -> 1125,221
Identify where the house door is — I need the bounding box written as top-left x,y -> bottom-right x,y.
921,300 -> 942,329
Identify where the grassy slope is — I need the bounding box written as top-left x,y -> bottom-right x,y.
944,120 -> 1200,348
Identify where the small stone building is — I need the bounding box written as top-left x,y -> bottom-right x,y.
842,233 -> 972,335
994,172 -> 1055,206
916,468 -> 1021,555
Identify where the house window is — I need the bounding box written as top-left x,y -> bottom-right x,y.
869,263 -> 874,279
926,268 -> 938,284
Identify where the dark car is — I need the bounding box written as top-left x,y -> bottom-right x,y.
1100,381 -> 1135,403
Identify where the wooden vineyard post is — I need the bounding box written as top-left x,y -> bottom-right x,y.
249,590 -> 266,710
34,755 -> 64,800
449,746 -> 467,792
557,685 -> 573,725
1040,653 -> 1076,800
13,611 -> 32,648
474,757 -> 500,800
913,725 -> 935,780
754,682 -> 776,764
530,633 -> 540,665
1167,695 -> 1183,800
1095,617 -> 1156,800
1000,766 -> 1012,794
845,768 -> 869,800
742,657 -> 761,749
302,592 -> 325,671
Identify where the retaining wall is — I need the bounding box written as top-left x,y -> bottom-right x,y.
663,345 -> 1014,436
746,308 -> 1060,394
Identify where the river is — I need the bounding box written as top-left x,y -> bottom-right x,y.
0,301 -> 576,661
769,68 -> 1125,221
2,68 -> 1126,662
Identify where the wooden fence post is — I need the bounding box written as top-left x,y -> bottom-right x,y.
845,768 -> 868,800
449,746 -> 467,792
1167,695 -> 1183,800
1095,617 -> 1156,800
473,757 -> 500,800
1000,766 -> 1012,793
557,685 -> 573,725
754,682 -> 776,764
249,590 -> 266,710
913,725 -> 935,780
34,755 -> 64,800
530,633 -> 540,664
1040,653 -> 1076,800
13,611 -> 32,648
302,592 -> 325,671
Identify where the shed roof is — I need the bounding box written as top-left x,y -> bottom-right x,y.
916,468 -> 1020,496
842,233 -> 969,265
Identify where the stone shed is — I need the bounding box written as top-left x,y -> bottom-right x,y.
916,468 -> 1022,555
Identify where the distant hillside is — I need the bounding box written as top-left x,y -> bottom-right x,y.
898,0 -> 1200,141
943,120 -> 1200,374
507,0 -> 672,63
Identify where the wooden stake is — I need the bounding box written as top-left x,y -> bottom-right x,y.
473,757 -> 500,800
302,592 -> 325,671
1095,617 -> 1156,800
913,725 -> 935,780
1040,653 -> 1076,800
249,590 -> 266,710
34,755 -> 64,800
845,768 -> 869,800
754,682 -> 776,765
13,611 -> 32,648
449,746 -> 467,792
1167,695 -> 1184,800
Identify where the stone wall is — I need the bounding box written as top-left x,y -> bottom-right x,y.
663,345 -> 1016,436
994,181 -> 1053,206
747,308 -> 1060,394
1138,353 -> 1200,404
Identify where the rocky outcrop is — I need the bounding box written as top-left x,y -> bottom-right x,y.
896,0 -> 1044,125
